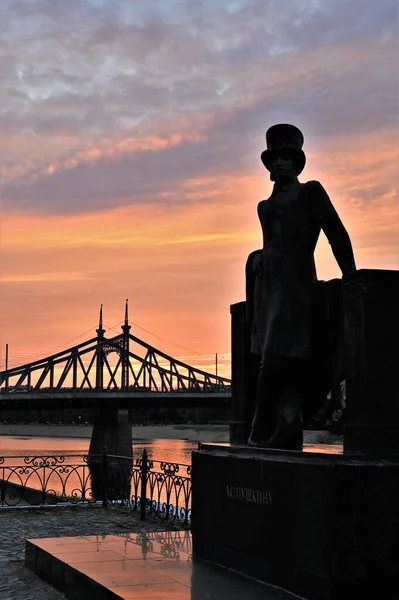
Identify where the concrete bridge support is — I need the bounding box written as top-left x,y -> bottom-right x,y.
87,408 -> 133,501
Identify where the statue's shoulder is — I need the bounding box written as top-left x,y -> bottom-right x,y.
258,191 -> 274,207
302,181 -> 330,208
257,198 -> 268,215
303,180 -> 326,193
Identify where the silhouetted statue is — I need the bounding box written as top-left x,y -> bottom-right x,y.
247,124 -> 356,450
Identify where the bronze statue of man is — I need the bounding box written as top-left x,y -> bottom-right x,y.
247,124 -> 356,449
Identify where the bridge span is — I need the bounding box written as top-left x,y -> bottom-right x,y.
0,301 -> 231,411
0,302 -> 232,498
0,390 -> 230,411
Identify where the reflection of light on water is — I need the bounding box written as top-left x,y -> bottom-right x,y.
0,436 -> 343,511
0,436 -> 198,464
0,435 -> 343,475
0,436 -> 90,456
133,438 -> 196,464
0,436 -> 197,503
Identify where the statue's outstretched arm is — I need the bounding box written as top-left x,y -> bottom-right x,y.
310,181 -> 356,275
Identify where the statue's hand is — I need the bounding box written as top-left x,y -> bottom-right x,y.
252,254 -> 262,275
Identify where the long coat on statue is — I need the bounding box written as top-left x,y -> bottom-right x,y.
246,180 -> 355,423
247,180 -> 355,360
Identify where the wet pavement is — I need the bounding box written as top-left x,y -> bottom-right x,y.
26,530 -> 300,599
0,505 -> 302,599
0,505 -> 169,600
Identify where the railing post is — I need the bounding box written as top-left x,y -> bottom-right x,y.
41,462 -> 46,505
0,470 -> 5,507
102,446 -> 108,508
140,448 -> 148,520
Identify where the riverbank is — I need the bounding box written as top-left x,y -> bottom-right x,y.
0,423 -> 343,445
0,423 -> 230,442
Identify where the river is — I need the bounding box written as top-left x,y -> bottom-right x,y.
0,435 -> 198,465
0,433 -> 342,508
0,435 -> 199,509
0,432 -> 342,463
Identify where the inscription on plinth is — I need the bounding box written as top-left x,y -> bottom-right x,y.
226,485 -> 274,505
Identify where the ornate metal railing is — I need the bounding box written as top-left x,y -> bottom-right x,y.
0,455 -> 95,507
0,451 -> 192,528
105,450 -> 192,528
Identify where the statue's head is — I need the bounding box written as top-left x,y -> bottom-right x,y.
261,124 -> 306,179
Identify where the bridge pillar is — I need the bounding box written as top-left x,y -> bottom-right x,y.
87,408 -> 133,501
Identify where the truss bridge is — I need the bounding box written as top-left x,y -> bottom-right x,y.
0,302 -> 231,411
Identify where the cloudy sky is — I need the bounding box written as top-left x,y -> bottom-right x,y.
0,0 -> 398,377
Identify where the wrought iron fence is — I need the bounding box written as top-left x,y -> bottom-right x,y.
0,455 -> 95,507
0,450 -> 192,528
105,449 -> 192,528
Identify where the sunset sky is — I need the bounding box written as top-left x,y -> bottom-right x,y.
0,0 -> 398,379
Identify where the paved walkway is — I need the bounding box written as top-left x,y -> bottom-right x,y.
0,506 -> 169,600
0,506 -> 302,600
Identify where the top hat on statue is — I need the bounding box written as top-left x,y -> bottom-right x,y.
261,123 -> 306,175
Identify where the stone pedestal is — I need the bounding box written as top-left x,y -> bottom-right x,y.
343,269 -> 399,454
192,444 -> 399,599
87,408 -> 132,500
192,268 -> 399,598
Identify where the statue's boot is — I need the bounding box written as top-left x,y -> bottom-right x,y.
247,405 -> 270,446
248,422 -> 302,449
263,386 -> 303,451
247,428 -> 267,447
264,424 -> 303,450
247,360 -> 280,446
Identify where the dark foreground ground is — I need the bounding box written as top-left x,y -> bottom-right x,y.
0,506 -> 171,600
0,506 -> 300,600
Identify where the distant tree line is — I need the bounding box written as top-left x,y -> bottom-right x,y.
0,405 -> 230,425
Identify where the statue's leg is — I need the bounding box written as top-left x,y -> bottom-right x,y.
247,354 -> 281,446
264,358 -> 304,450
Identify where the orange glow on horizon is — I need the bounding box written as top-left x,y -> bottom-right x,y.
1,127 -> 398,376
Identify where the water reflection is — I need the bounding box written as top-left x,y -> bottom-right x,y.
0,436 -> 198,465
48,531 -> 193,562
0,435 -> 343,463
0,437 -> 197,512
113,530 -> 192,561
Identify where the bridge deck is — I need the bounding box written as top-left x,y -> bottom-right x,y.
0,391 -> 231,411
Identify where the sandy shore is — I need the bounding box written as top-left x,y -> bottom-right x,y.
0,423 -> 342,444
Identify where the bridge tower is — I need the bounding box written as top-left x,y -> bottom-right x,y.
95,304 -> 105,390
121,299 -> 131,390
88,302 -> 133,501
